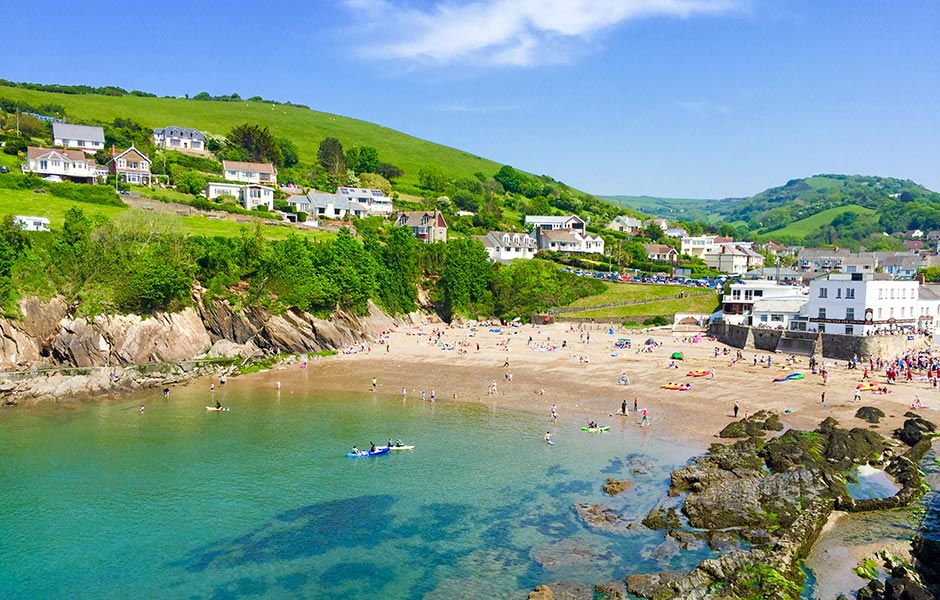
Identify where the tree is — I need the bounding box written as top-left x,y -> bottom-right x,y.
359,172 -> 392,196
355,146 -> 379,174
436,238 -> 493,320
376,162 -> 404,180
642,222 -> 666,243
418,163 -> 446,192
318,137 -> 346,177
277,138 -> 299,168
226,124 -> 283,166
173,169 -> 207,195
379,226 -> 420,313
494,165 -> 523,194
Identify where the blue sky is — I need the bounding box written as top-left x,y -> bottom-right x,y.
2,0 -> 938,198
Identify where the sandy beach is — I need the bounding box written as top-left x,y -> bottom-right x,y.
301,321 -> 937,451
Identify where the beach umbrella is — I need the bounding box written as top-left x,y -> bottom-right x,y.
645,338 -> 656,345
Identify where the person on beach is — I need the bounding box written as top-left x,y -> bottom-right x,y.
372,377 -> 377,392
139,405 -> 145,413
733,401 -> 739,418
621,399 -> 627,415
821,391 -> 826,404
220,374 -> 226,388
641,408 -> 650,427
215,399 -> 222,410
163,387 -> 169,398
402,387 -> 407,398
551,404 -> 557,423
276,381 -> 281,391
634,397 -> 638,413
430,388 -> 436,401
544,431 -> 552,443
853,388 -> 861,402
352,445 -> 361,455
211,383 -> 215,392
370,442 -> 377,453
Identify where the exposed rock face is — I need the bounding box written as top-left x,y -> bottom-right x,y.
527,585 -> 554,600
718,409 -> 783,439
573,503 -> 635,534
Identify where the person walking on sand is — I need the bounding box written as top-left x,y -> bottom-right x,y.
430,388 -> 436,401
821,391 -> 826,404
621,399 -> 627,415
633,397 -> 638,413
551,404 -> 558,423
853,387 -> 861,402
641,408 -> 650,427
733,401 -> 739,418
372,377 -> 377,392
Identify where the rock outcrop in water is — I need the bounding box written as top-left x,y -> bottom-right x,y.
0,295 -> 403,403
611,412 -> 937,600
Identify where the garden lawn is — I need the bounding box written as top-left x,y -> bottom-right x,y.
560,293 -> 720,320
0,188 -> 333,241
565,282 -> 694,308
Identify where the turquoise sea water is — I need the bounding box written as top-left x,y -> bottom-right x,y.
0,372 -> 711,599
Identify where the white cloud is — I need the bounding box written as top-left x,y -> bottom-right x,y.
342,0 -> 743,67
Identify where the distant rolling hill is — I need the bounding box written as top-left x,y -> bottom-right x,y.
603,195 -> 736,223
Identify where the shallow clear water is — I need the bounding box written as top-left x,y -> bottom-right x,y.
0,372 -> 710,599
846,465 -> 901,500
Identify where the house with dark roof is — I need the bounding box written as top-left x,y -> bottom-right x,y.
153,126 -> 207,153
395,211 -> 448,243
52,123 -> 105,153
109,146 -> 152,186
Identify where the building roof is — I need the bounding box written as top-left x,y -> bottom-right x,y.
918,285 -> 940,302
524,215 -> 583,226
222,160 -> 276,174
153,126 -> 205,141
540,228 -> 581,243
52,123 -> 105,143
396,211 -> 447,228
743,266 -> 802,279
751,297 -> 809,313
336,187 -> 386,198
109,145 -> 151,163
904,240 -> 924,250
485,231 -> 536,248
27,146 -> 95,163
643,243 -> 676,255
609,215 -> 642,227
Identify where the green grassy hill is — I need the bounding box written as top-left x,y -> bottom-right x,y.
763,204 -> 875,239
0,84 -> 503,190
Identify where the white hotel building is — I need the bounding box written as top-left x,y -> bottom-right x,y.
794,272 -> 920,335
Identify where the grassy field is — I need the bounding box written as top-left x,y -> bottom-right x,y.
604,195 -> 724,222
761,204 -> 875,238
561,293 -> 720,320
0,85 -> 505,190
565,282 -> 699,308
0,188 -> 333,240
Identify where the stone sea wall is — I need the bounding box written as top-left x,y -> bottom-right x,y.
707,322 -> 915,360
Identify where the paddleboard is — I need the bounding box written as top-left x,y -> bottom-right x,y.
546,440 -> 555,445
205,406 -> 230,412
382,445 -> 415,451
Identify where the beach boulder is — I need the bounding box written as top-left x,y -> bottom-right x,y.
894,413 -> 937,446
602,478 -> 632,496
527,585 -> 554,600
856,406 -> 885,424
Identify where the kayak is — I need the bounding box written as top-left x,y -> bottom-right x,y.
380,445 -> 415,451
661,383 -> 692,391
205,406 -> 230,411
347,447 -> 391,458
581,426 -> 610,432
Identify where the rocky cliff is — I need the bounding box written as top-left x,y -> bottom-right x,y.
0,295 -> 404,402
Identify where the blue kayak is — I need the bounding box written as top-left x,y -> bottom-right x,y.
347,447 -> 390,458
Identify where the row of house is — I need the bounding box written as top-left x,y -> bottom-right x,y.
719,272 -> 940,336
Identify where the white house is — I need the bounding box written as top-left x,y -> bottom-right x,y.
538,228 -> 604,254
205,182 -> 275,211
751,297 -> 808,330
793,272 -> 919,335
478,231 -> 538,262
222,160 -> 278,186
525,214 -> 586,234
721,280 -> 807,326
680,235 -> 717,258
152,126 -> 206,154
13,216 -> 50,232
52,123 -> 105,153
336,187 -> 393,215
642,243 -> 678,263
664,226 -> 688,238
607,215 -> 642,234
703,244 -> 764,275
25,146 -> 99,184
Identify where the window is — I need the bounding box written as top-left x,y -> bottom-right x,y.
141,162 -> 148,171
845,325 -> 854,335
760,314 -> 768,322
818,308 -> 826,319
836,288 -> 842,299
878,308 -> 883,318
39,160 -> 48,170
846,288 -> 855,299
118,159 -> 126,169
250,188 -> 261,199
879,289 -> 883,300
771,314 -> 783,322
819,288 -> 828,298
846,308 -> 854,320
129,161 -> 139,169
